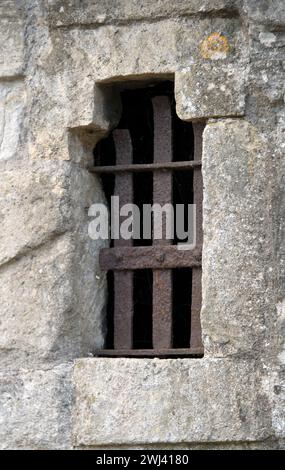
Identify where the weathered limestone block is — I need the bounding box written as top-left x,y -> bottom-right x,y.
245,59 -> 285,132
268,296 -> 285,439
0,0 -> 283,451
0,160 -> 102,265
202,119 -> 275,357
0,81 -> 25,161
82,441 -> 284,450
28,4 -> 244,163
45,15 -> 244,84
97,18 -> 242,83
0,363 -> 73,449
0,1 -> 24,77
175,64 -> 245,120
271,372 -> 285,440
68,85 -> 121,136
27,75 -> 120,163
73,358 -> 270,446
0,160 -> 107,366
49,22 -> 177,86
0,232 -> 105,366
26,62 -> 120,161
270,119 -> 285,439
243,0 -> 285,29
47,0 -> 238,28
255,60 -> 285,105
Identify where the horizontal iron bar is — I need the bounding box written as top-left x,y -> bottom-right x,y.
89,161 -> 201,174
93,348 -> 204,358
100,245 -> 202,271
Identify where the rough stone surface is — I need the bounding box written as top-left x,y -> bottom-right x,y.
73,358 -> 270,446
24,1 -> 246,164
0,0 -> 284,449
0,81 -> 25,162
202,119 -> 274,357
0,1 -> 24,78
47,0 -> 239,27
0,160 -> 107,366
0,363 -> 73,449
175,64 -> 245,120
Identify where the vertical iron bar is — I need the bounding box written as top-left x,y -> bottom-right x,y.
113,130 -> 133,350
152,96 -> 173,349
190,123 -> 204,348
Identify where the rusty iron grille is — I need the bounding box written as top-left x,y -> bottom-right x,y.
90,86 -> 204,358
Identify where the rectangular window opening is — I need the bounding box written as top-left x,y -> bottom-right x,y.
91,81 -> 204,358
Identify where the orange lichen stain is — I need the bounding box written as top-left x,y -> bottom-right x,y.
200,33 -> 230,60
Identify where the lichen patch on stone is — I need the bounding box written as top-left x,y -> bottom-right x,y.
200,32 -> 230,60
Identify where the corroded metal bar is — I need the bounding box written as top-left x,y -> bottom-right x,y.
90,161 -> 201,173
113,129 -> 133,350
152,96 -> 173,349
100,245 -> 202,271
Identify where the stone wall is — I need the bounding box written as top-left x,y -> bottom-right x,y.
0,0 -> 284,449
